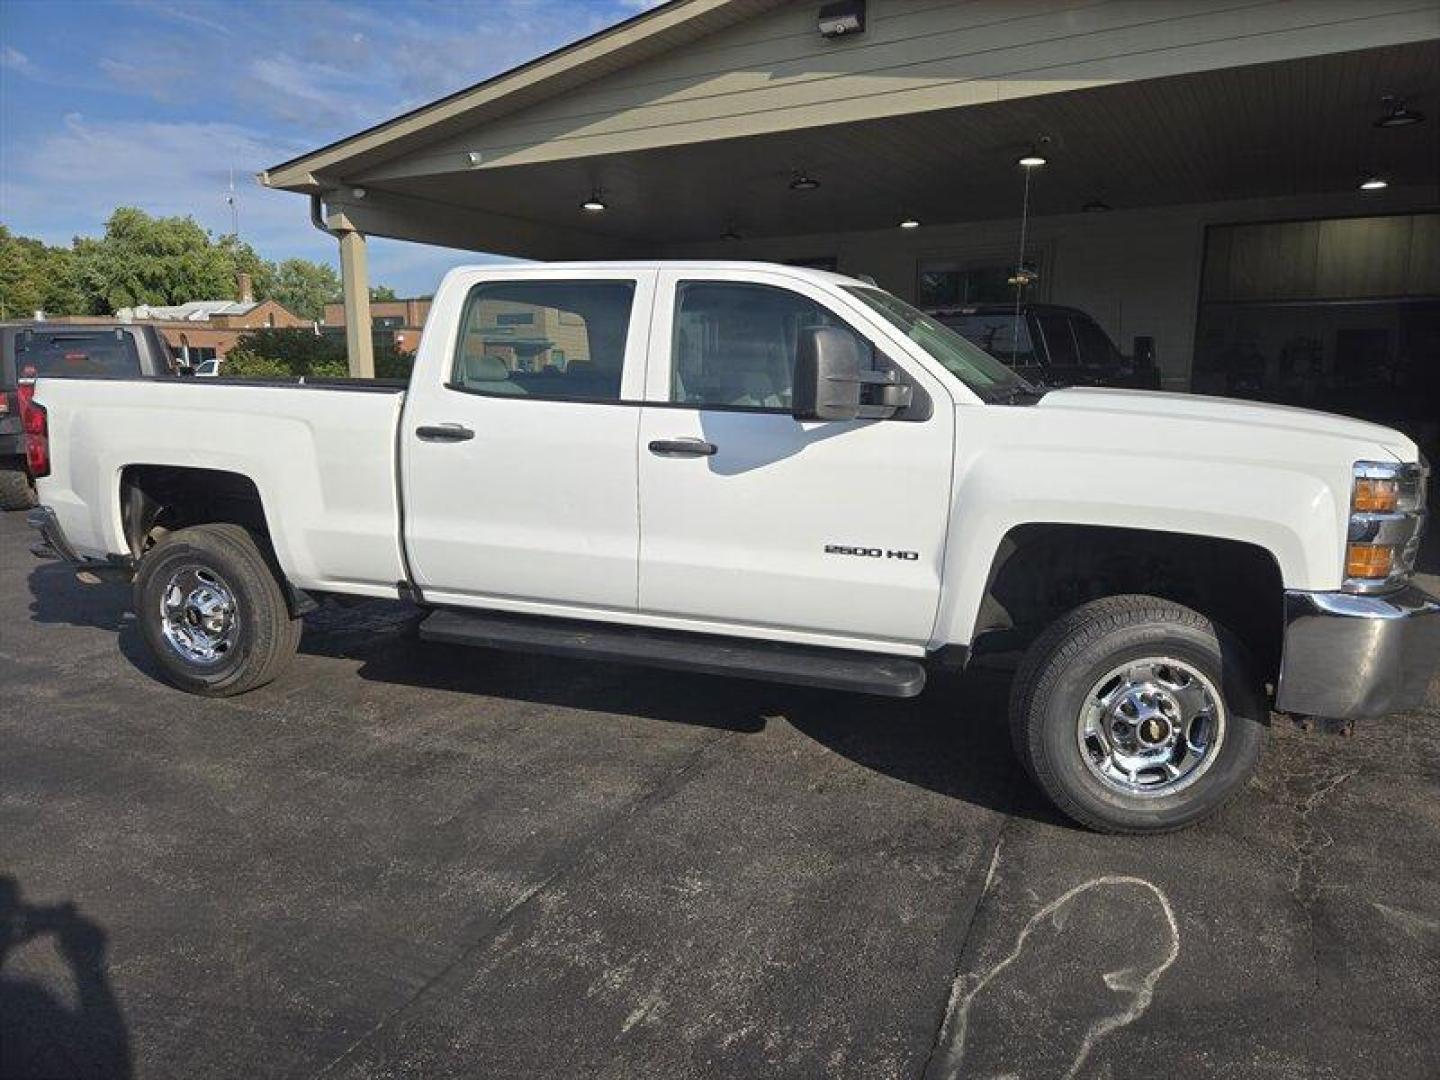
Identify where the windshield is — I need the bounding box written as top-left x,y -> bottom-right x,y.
842,286 -> 1034,401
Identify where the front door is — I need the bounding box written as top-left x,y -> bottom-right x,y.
402,269 -> 655,612
636,269 -> 955,649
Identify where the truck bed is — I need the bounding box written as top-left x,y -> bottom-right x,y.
33,373 -> 410,598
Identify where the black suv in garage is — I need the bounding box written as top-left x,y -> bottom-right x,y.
0,322 -> 180,509
930,303 -> 1161,391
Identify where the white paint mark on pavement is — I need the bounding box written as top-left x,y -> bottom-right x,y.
933,875 -> 1181,1080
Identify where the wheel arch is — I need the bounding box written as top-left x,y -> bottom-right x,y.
119,464 -> 314,615
965,523 -> 1286,685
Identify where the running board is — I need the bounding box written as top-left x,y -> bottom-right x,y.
418,609 -> 927,698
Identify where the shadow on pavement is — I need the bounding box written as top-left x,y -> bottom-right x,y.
26,564 -> 132,633
0,877 -> 132,1080
28,568 -> 1065,827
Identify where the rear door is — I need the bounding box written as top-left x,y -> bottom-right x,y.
635,268 -> 954,649
402,269 -> 656,612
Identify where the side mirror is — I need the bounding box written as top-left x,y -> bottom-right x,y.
793,326 -> 864,420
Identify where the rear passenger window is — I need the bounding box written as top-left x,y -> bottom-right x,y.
672,282 -> 868,410
451,280 -> 635,401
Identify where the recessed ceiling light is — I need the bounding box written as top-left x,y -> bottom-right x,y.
898,218 -> 920,229
1375,98 -> 1424,128
1082,198 -> 1112,213
789,171 -> 820,191
581,191 -> 607,212
1359,177 -> 1389,191
1017,153 -> 1047,168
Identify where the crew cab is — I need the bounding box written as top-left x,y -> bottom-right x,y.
930,302 -> 1162,390
25,262 -> 1439,833
1,322 -> 179,509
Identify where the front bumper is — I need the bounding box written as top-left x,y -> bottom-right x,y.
1277,586 -> 1440,719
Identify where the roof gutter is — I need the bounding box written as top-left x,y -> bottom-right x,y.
310,193 -> 339,237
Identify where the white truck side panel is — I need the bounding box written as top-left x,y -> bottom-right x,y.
932,397 -> 1398,648
35,379 -> 406,596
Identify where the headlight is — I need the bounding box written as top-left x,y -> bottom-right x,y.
1345,458 -> 1428,593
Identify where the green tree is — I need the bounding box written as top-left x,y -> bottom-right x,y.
69,208 -> 274,314
221,327 -> 415,382
0,225 -> 85,317
369,284 -> 398,302
269,258 -> 340,321
222,328 -> 349,379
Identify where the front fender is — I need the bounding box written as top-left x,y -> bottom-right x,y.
933,427 -> 1349,649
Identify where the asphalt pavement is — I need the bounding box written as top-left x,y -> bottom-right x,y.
2,508 -> 1437,1079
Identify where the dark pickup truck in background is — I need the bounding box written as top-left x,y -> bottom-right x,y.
930,303 -> 1162,391
0,322 -> 180,509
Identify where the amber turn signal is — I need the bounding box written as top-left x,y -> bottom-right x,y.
1345,543 -> 1395,579
1352,477 -> 1400,513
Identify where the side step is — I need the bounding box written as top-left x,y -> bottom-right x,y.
418,609 -> 927,698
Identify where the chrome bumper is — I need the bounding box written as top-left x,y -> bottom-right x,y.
1277,586 -> 1440,719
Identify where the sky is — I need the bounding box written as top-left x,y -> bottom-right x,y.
0,0 -> 662,296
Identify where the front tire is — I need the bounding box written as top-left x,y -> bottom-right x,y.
134,523 -> 302,696
0,461 -> 36,510
1010,595 -> 1267,834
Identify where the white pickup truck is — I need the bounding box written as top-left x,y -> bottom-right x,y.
26,261 -> 1438,833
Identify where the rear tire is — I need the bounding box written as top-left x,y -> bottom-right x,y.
134,523 -> 302,696
0,462 -> 36,510
1010,594 -> 1267,834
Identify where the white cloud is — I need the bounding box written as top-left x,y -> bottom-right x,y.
130,0 -> 235,38
0,113 -> 509,295
2,114 -> 313,252
242,53 -> 379,129
99,56 -> 196,103
1,45 -> 35,75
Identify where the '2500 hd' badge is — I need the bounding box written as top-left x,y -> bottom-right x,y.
825,544 -> 919,561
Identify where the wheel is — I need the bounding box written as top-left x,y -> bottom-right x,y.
0,462 -> 36,510
1009,594 -> 1267,834
133,523 -> 302,696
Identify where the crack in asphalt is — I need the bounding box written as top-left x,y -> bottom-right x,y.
917,770 -> 1018,1080
299,725 -> 740,1080
1277,751 -> 1359,993
1287,764 -> 1358,908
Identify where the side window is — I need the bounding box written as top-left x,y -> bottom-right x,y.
1071,316 -> 1117,369
671,282 -> 870,410
451,279 -> 635,401
1036,314 -> 1079,368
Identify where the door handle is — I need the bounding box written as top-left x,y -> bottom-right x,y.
648,438 -> 717,457
416,424 -> 475,442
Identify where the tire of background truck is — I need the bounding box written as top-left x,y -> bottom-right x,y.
1009,594 -> 1268,834
0,462 -> 36,510
133,523 -> 302,697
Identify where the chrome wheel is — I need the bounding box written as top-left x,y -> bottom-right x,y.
1076,657 -> 1225,797
159,565 -> 239,665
